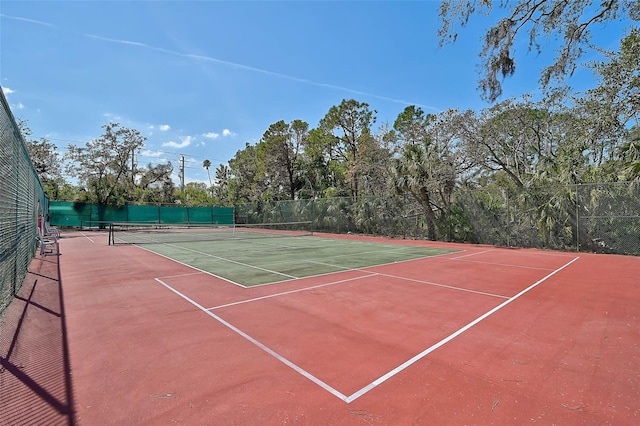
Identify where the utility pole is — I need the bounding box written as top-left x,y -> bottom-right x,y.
131,148 -> 136,184
179,154 -> 185,191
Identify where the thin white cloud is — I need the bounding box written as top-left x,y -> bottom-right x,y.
16,102 -> 25,109
81,32 -> 439,111
84,33 -> 150,48
103,113 -> 121,120
140,149 -> 165,158
222,129 -> 236,137
163,135 -> 193,149
3,12 -> 440,111
0,14 -> 57,28
2,87 -> 14,95
202,132 -> 219,139
159,124 -> 171,131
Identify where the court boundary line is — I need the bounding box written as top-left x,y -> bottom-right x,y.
206,273 -> 379,310
305,260 -> 510,299
365,271 -> 511,299
135,245 -> 244,287
344,255 -> 580,402
449,250 -> 564,271
244,248 -> 461,288
154,277 -> 350,402
136,240 -> 460,289
155,255 -> 579,404
450,258 -> 556,271
449,249 -> 494,259
163,243 -> 299,279
78,232 -> 95,243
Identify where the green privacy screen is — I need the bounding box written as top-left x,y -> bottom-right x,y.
49,202 -> 234,227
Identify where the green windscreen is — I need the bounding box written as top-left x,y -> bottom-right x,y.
49,202 -> 234,228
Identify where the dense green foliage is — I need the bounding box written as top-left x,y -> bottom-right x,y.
19,13 -> 639,251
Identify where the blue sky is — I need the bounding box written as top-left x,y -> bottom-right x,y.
0,1 -> 631,185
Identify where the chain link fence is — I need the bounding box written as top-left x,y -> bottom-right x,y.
0,88 -> 48,314
236,181 -> 640,256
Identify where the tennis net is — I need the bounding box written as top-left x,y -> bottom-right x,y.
108,221 -> 314,245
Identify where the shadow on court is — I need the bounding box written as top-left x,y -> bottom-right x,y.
0,242 -> 76,425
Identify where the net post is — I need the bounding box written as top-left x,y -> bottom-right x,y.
108,223 -> 113,245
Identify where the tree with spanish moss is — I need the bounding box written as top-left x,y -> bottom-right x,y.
438,0 -> 639,102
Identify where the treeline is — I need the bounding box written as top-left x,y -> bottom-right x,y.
22,30 -> 640,245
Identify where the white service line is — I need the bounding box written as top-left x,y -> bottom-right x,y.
79,232 -> 95,243
208,273 -> 379,310
155,277 -> 349,402
155,256 -> 579,404
303,260 -> 508,299
367,271 -> 510,299
163,243 -> 299,279
451,258 -> 556,271
449,249 -> 494,260
136,244 -> 243,287
344,255 -> 580,403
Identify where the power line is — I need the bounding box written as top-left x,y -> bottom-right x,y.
33,136 -> 227,163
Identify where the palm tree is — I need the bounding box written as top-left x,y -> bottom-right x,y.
202,159 -> 213,201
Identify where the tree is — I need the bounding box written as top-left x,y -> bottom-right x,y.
317,99 -> 377,197
203,159 -> 213,200
136,162 -> 175,203
18,119 -> 67,199
302,127 -> 350,198
259,119 -> 308,200
177,182 -> 210,205
578,28 -> 640,143
438,0 -> 639,102
620,126 -> 640,179
65,122 -> 146,206
227,143 -> 262,204
214,164 -> 231,204
389,106 -> 460,240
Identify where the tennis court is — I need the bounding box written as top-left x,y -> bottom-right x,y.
109,222 -> 456,286
18,228 -> 640,424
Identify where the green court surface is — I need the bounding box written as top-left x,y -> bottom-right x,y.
135,236 -> 456,286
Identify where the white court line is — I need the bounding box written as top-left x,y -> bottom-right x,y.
155,277 -> 349,402
208,273 -> 379,310
344,255 -> 580,403
136,245 -> 244,287
449,249 -> 493,260
305,261 -> 509,299
79,232 -> 95,243
451,258 -> 555,271
244,239 -> 301,250
156,271 -> 205,280
311,245 -> 436,263
156,256 -> 579,404
240,249 -> 459,289
159,243 -> 299,280
368,272 -> 510,299
305,248 -> 460,272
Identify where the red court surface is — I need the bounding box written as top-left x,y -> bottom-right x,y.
2,230 -> 639,425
